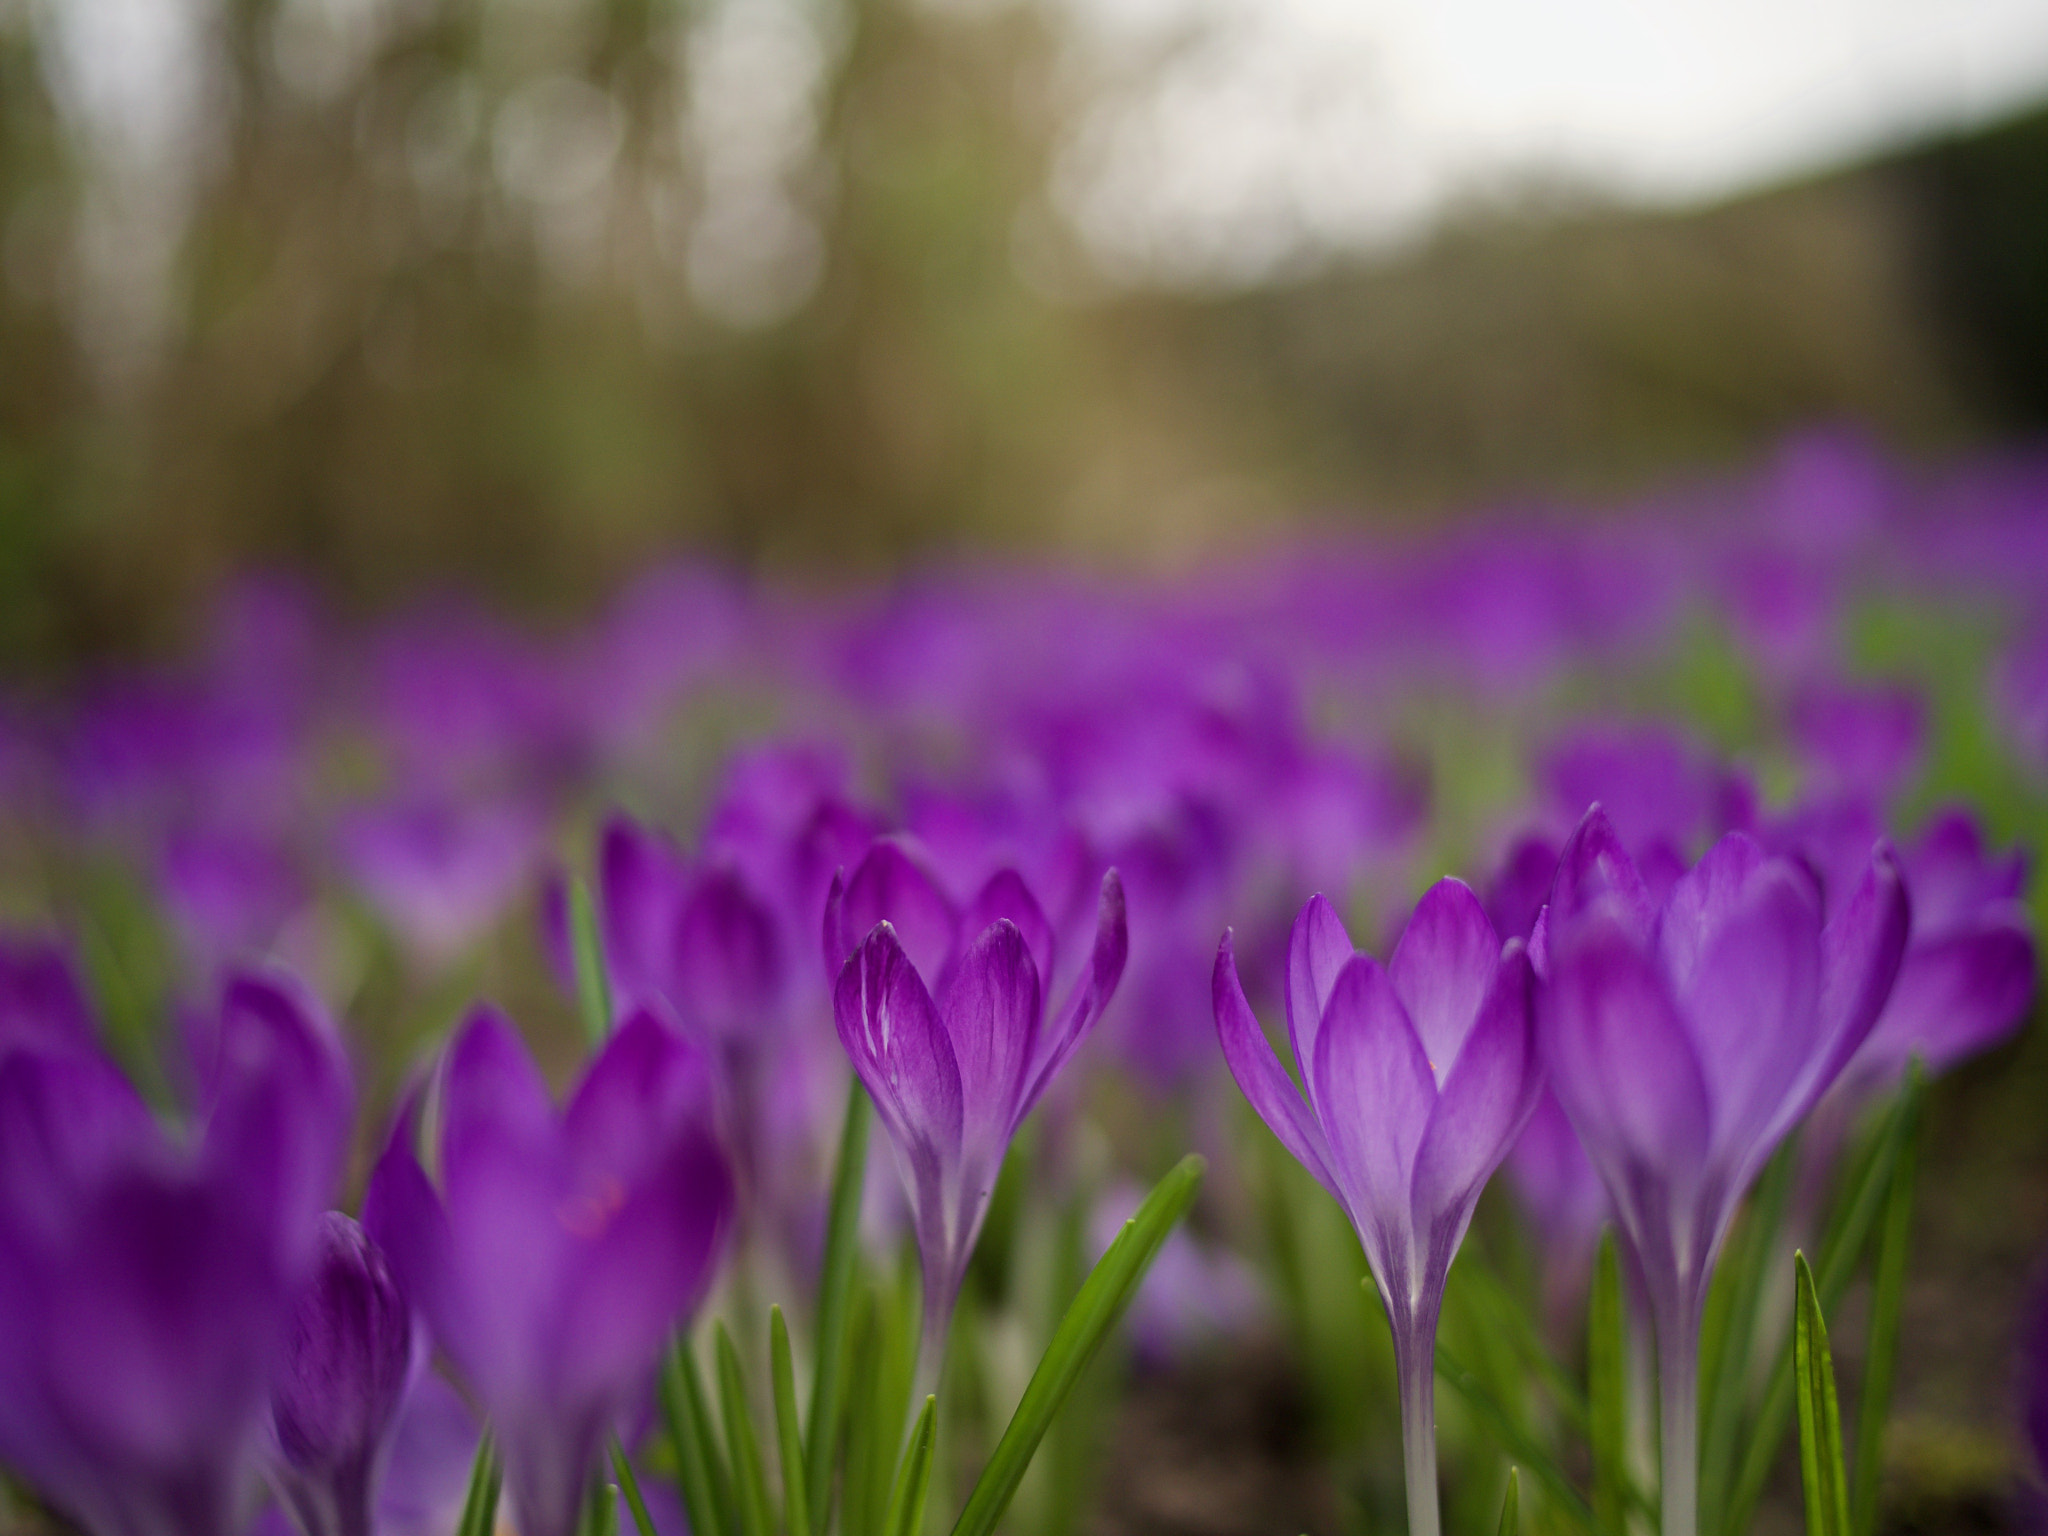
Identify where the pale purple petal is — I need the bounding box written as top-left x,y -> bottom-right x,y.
1212,931 -> 1338,1199
1284,893 -> 1355,1091
958,870 -> 1057,998
562,1009 -> 716,1189
1311,954 -> 1436,1246
1410,944 -> 1540,1234
1541,910 -> 1711,1192
938,920 -> 1041,1146
1549,806 -> 1656,938
1021,869 -> 1127,1113
832,924 -> 964,1183
671,868 -> 782,1044
835,839 -> 959,980
1797,845 -> 1911,1129
1388,877 -> 1500,1080
1653,831 -> 1774,999
1853,918 -> 2035,1084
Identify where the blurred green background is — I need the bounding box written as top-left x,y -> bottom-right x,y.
2,0 -> 2047,670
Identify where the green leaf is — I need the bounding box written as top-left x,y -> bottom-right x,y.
1794,1252 -> 1852,1536
611,1439 -> 660,1536
844,1270 -> 919,1536
1852,1060 -> 1924,1536
1436,1343 -> 1592,1536
807,1079 -> 873,1526
949,1154 -> 1205,1536
661,1333 -> 734,1536
882,1396 -> 939,1536
1496,1467 -> 1521,1536
718,1322 -> 777,1536
1587,1229 -> 1627,1536
455,1433 -> 502,1536
570,875 -> 613,1045
580,1474 -> 621,1536
772,1305 -> 813,1536
1725,1073 -> 1924,1536
1455,1259 -> 1589,1435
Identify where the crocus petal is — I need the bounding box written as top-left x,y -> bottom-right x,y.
1671,866 -> 1822,1168
1388,877 -> 1500,1081
1541,909 -> 1711,1195
1854,917 -> 2035,1082
439,1007 -> 559,1183
939,920 -> 1042,1146
833,924 -> 964,1190
562,1009 -> 716,1189
270,1213 -> 415,1499
958,870 -> 1057,999
1653,831 -> 1773,999
1311,954 -> 1436,1253
835,839 -> 958,980
0,940 -> 95,1059
1284,893 -> 1354,1093
598,816 -> 677,1005
1022,869 -> 1127,1114
1795,845 -> 1911,1133
672,869 -> 782,1043
0,1049 -> 155,1242
362,1108 -> 458,1382
1410,944 -> 1540,1242
1549,806 -> 1656,938
1213,931 -> 1338,1199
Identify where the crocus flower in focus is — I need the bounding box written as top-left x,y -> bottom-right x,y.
365,1007 -> 731,1536
1214,881 -> 1541,1536
1537,807 -> 1907,1536
268,1214 -> 417,1536
833,864 -> 1127,1383
0,969 -> 352,1536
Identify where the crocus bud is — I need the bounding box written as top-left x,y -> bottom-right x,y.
270,1213 -> 415,1536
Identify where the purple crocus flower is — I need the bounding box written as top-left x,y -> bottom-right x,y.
364,1007 -> 732,1536
1537,807 -> 1908,1536
1214,881 -> 1541,1536
333,795 -> 544,969
832,863 -> 1127,1383
0,968 -> 352,1536
268,1213 -> 417,1536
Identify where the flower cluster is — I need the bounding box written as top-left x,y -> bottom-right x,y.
0,433 -> 2042,1536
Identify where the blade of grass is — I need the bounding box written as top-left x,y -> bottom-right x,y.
580,1474 -> 621,1536
611,1439 -> 660,1536
772,1305 -> 813,1536
1497,1467 -> 1521,1536
949,1155 -> 1205,1536
718,1322 -> 777,1536
1794,1253 -> 1852,1536
882,1397 -> 939,1536
570,875 -> 613,1044
454,1433 -> 501,1536
1458,1260 -> 1590,1435
662,1333 -> 735,1536
807,1079 -> 873,1525
1437,1343 -> 1592,1535
1587,1230 -> 1627,1536
1723,1077 -> 1919,1536
1851,1062 -> 1924,1536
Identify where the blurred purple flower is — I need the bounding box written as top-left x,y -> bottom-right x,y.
833,864 -> 1127,1376
0,969 -> 352,1536
365,1007 -> 731,1536
268,1214 -> 417,1536
1536,807 -> 1907,1536
334,796 -> 544,968
158,825 -> 308,976
1214,881 -> 1540,1536
1786,681 -> 1924,805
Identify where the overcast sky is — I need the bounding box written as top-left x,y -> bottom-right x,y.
1056,0 -> 2048,284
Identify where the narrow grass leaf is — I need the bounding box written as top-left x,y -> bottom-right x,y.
882,1396 -> 939,1536
1497,1467 -> 1521,1536
949,1155 -> 1205,1536
570,875 -> 612,1044
1852,1061 -> 1924,1536
718,1322 -> 777,1536
1794,1252 -> 1852,1536
1725,1080 -> 1917,1536
807,1080 -> 873,1525
611,1439 -> 661,1536
662,1333 -> 735,1536
772,1305 -> 813,1536
454,1433 -> 501,1536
